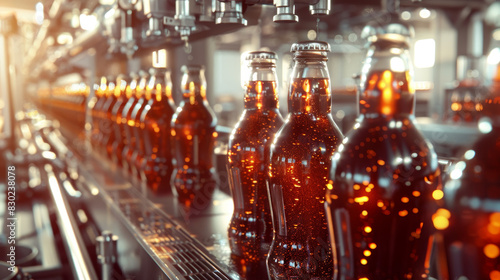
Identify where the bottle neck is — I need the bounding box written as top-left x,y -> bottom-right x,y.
359,44 -> 415,119
145,73 -> 174,103
288,58 -> 331,115
181,71 -> 207,105
244,64 -> 279,110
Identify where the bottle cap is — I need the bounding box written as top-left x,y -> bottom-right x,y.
361,15 -> 414,43
243,51 -> 277,61
291,41 -> 331,52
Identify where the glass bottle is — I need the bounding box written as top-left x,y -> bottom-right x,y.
109,74 -> 130,167
227,51 -> 284,277
122,71 -> 148,173
100,76 -> 117,157
91,76 -> 108,146
171,65 -> 218,210
437,66 -> 500,280
131,70 -> 152,179
139,67 -> 176,193
120,72 -> 140,170
325,21 -> 441,280
267,41 -> 343,280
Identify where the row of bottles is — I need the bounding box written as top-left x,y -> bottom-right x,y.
88,65 -> 218,205
36,64 -> 218,208
226,19 -> 498,280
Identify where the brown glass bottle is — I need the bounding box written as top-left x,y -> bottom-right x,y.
131,70 -> 153,178
90,76 -> 108,146
170,65 -> 218,210
436,63 -> 500,279
227,51 -> 284,278
267,41 -> 343,280
325,24 -> 441,280
120,73 -> 140,171
122,71 -> 148,173
109,75 -> 130,166
139,68 -> 176,192
100,76 -> 117,157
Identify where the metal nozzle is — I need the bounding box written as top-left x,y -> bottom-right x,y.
174,0 -> 196,38
96,231 -> 118,280
309,0 -> 331,16
215,0 -> 247,25
273,0 -> 298,23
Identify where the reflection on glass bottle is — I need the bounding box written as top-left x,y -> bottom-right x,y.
437,81 -> 500,280
110,75 -> 131,167
227,51 -> 284,278
120,73 -> 140,171
326,22 -> 441,280
267,41 -> 343,280
91,76 -> 108,146
130,71 -> 151,178
100,76 -> 117,157
122,71 -> 148,173
171,65 -> 218,210
450,92 -> 463,123
139,68 -> 176,193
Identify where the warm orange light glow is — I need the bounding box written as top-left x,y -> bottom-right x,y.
432,216 -> 449,230
213,132 -> 218,138
490,270 -> 500,280
360,259 -> 368,265
399,210 -> 408,217
369,243 -> 377,249
485,244 -> 500,259
380,70 -> 393,115
363,250 -> 371,257
361,210 -> 368,216
451,103 -> 462,112
491,213 -> 500,226
488,224 -> 500,235
401,197 -> 409,203
327,183 -> 333,190
354,196 -> 369,204
377,201 -> 384,207
377,160 -> 385,165
353,184 -> 361,190
302,79 -> 311,93
412,191 -> 420,197
359,278 -> 369,280
432,190 -> 444,200
364,226 -> 372,233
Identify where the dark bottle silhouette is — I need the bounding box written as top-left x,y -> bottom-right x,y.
139,68 -> 176,193
119,73 -> 140,171
325,21 -> 441,280
109,74 -> 130,167
227,51 -> 284,278
267,41 -> 343,280
122,71 -> 148,173
170,65 -> 218,211
436,61 -> 500,280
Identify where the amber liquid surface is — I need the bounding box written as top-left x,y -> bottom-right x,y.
140,91 -> 176,193
268,78 -> 343,280
326,70 -> 441,280
440,97 -> 500,280
227,81 -> 284,278
171,86 -> 217,210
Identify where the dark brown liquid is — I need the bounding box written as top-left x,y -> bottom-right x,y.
171,81 -> 217,210
227,80 -> 284,278
439,96 -> 500,280
326,70 -> 441,280
139,84 -> 176,193
268,78 -> 343,280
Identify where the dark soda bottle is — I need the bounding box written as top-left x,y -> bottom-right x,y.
325,21 -> 441,280
227,51 -> 284,278
122,71 -> 148,173
170,65 -> 218,210
109,74 -> 130,166
139,67 -> 176,192
436,54 -> 500,280
120,73 -> 140,171
267,41 -> 343,280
